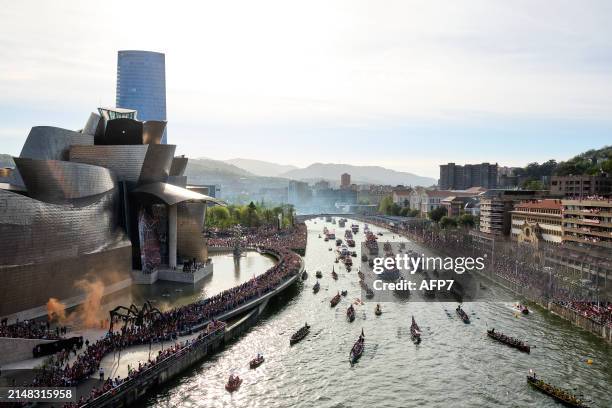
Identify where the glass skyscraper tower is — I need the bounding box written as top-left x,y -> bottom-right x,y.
116,50 -> 168,143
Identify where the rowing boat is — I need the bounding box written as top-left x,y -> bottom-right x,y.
290,324 -> 310,345
249,354 -> 265,369
487,329 -> 530,353
330,292 -> 341,307
527,373 -> 589,407
411,315 -> 421,344
347,304 -> 356,322
349,329 -> 365,365
456,305 -> 470,324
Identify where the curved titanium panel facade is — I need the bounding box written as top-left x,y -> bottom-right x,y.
14,158 -> 116,203
19,126 -> 94,161
138,144 -> 175,184
101,118 -> 144,145
69,145 -> 148,182
142,121 -> 167,144
169,157 -> 188,176
0,188 -> 131,317
0,189 -> 127,266
177,201 -> 207,262
132,182 -> 223,206
83,112 -> 102,136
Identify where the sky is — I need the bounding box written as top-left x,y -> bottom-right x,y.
0,0 -> 611,178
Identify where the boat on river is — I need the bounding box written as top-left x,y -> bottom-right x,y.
331,292 -> 342,307
290,323 -> 310,345
456,305 -> 470,323
349,329 -> 365,365
515,303 -> 530,315
347,304 -> 356,322
487,329 -> 530,353
250,354 -> 265,369
411,315 -> 421,344
225,374 -> 242,392
526,372 -> 589,407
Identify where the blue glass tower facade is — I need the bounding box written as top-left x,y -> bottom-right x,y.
116,51 -> 168,143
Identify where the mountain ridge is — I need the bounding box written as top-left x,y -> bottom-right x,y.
280,162 -> 436,186
224,158 -> 298,177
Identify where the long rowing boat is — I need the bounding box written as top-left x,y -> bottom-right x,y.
347,304 -> 356,322
349,329 -> 365,365
290,324 -> 310,345
411,315 -> 421,344
527,373 -> 589,407
487,329 -> 530,353
331,292 -> 342,307
456,305 -> 470,324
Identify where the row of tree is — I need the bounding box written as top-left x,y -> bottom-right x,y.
378,196 -> 419,217
514,146 -> 611,188
428,207 -> 477,229
206,202 -> 295,228
378,195 -> 476,230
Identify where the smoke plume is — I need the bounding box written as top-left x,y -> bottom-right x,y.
46,297 -> 67,323
74,278 -> 105,328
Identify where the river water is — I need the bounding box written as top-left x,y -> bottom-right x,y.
142,219 -> 612,408
101,251 -> 277,314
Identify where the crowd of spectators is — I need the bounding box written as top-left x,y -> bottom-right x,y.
62,320 -> 226,408
0,319 -> 64,340
206,223 -> 307,252
556,301 -> 612,328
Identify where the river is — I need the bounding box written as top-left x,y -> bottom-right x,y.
141,219 -> 612,408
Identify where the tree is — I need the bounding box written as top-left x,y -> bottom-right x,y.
439,216 -> 457,229
378,196 -> 394,214
428,207 -> 447,223
244,201 -> 260,227
206,206 -> 231,228
522,179 -> 545,190
457,214 -> 476,228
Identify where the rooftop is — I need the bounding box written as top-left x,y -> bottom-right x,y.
514,199 -> 563,211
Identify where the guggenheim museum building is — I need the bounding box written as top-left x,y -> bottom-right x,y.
0,108 -> 221,320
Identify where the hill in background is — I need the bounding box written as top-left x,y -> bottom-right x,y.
224,158 -> 298,177
280,162 -> 436,186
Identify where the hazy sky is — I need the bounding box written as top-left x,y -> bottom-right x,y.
1,0 -> 611,178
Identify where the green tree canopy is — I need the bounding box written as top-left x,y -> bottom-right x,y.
457,214 -> 476,228
428,207 -> 447,223
439,216 -> 458,229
